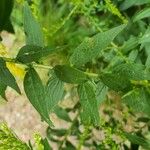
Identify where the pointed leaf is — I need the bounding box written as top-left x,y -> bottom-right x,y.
70,24 -> 126,66
16,45 -> 53,63
23,2 -> 44,46
100,73 -> 131,91
24,67 -> 52,126
54,65 -> 88,83
78,81 -> 100,126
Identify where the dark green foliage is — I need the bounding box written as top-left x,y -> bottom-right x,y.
54,65 -> 88,84
24,67 -> 52,126
16,45 -> 54,63
0,58 -> 20,94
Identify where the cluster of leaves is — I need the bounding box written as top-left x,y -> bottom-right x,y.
1,0 -> 150,149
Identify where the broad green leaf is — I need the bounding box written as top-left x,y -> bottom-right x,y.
0,0 -> 14,32
120,0 -> 150,10
100,72 -> 131,91
0,58 -> 20,94
54,106 -> 71,122
16,45 -> 53,63
133,8 -> 150,22
54,65 -> 88,83
78,81 -> 100,126
112,63 -> 147,80
23,2 -> 44,46
124,132 -> 150,149
24,67 -> 52,126
70,24 -> 126,66
45,77 -> 64,113
96,81 -> 108,105
122,88 -> 150,116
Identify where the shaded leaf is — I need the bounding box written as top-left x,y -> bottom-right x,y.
24,67 -> 52,126
23,2 -> 44,46
54,65 -> 88,84
70,24 -> 126,66
16,45 -> 53,63
78,81 -> 100,126
0,58 -> 20,94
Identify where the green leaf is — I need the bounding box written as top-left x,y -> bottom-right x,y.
122,88 -> 150,116
54,65 -> 88,84
0,81 -> 7,99
0,58 -> 20,94
96,81 -> 108,105
133,8 -> 150,22
24,67 -> 52,126
124,132 -> 150,149
120,0 -> 150,10
16,45 -> 53,63
100,73 -> 131,91
23,2 -> 44,46
45,77 -> 64,113
112,63 -> 147,80
70,24 -> 126,66
54,106 -> 71,122
78,81 -> 100,126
